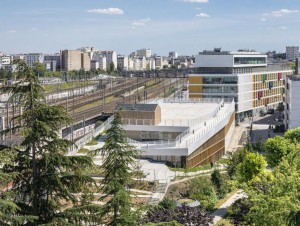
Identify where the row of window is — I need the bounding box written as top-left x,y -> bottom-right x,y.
234,57 -> 266,65
253,80 -> 283,90
253,95 -> 282,108
253,72 -> 284,82
254,88 -> 283,99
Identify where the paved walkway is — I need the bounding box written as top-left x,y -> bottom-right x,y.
211,190 -> 246,225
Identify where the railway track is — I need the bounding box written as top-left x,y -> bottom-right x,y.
70,78 -> 187,122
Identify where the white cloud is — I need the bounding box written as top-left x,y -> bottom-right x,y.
261,18 -> 267,22
278,26 -> 288,30
271,9 -> 298,17
31,27 -> 37,31
196,13 -> 211,18
86,8 -> 124,15
132,18 -> 151,26
182,0 -> 209,3
9,30 -> 16,33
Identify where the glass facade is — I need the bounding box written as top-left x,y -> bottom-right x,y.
234,57 -> 266,65
203,86 -> 237,94
203,76 -> 237,84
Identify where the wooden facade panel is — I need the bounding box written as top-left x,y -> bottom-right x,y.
189,85 -> 203,94
119,105 -> 161,125
225,113 -> 235,135
189,76 -> 203,85
186,128 -> 225,168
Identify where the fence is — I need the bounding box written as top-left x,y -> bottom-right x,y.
67,115 -> 114,155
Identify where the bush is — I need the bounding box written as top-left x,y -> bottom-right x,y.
158,198 -> 177,210
227,198 -> 251,226
211,169 -> 230,198
86,138 -> 98,146
188,177 -> 218,211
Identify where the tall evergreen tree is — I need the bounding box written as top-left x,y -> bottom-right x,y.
0,60 -> 101,225
95,111 -> 140,225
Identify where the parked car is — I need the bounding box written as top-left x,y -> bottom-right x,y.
259,110 -> 267,117
267,108 -> 275,114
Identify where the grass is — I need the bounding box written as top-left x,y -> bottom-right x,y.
74,96 -> 114,112
215,216 -> 233,226
218,158 -> 230,165
43,81 -> 95,92
77,148 -> 90,154
214,189 -> 239,209
169,164 -> 212,173
86,138 -> 98,146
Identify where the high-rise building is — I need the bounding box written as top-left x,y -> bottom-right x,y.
286,46 -> 299,61
189,49 -> 293,122
137,49 -> 151,58
169,51 -> 178,58
44,54 -> 61,70
25,53 -> 44,68
61,50 -> 82,71
91,53 -> 106,71
100,51 -> 117,70
117,56 -> 129,71
81,52 -> 91,71
284,59 -> 300,130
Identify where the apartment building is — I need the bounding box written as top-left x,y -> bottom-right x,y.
117,56 -> 129,71
284,59 -> 300,130
137,48 -> 151,58
61,50 -> 82,71
116,98 -> 235,167
286,46 -> 299,61
100,51 -> 117,70
81,52 -> 91,71
91,53 -> 106,71
61,50 -> 90,71
169,51 -> 178,59
189,50 -> 293,121
25,53 -> 44,68
44,54 -> 61,70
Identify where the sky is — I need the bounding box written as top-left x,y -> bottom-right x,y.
0,0 -> 300,55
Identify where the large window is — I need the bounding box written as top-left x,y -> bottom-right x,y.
203,86 -> 238,94
234,57 -> 266,65
203,76 -> 237,84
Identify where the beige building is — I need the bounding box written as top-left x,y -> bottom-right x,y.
61,50 -> 91,71
61,50 -> 81,71
81,52 -> 91,71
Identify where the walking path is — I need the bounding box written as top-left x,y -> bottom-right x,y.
211,189 -> 246,225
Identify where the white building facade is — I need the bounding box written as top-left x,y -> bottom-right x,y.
25,53 -> 44,68
189,50 -> 294,121
285,74 -> 300,130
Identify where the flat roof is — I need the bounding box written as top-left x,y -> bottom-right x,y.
158,102 -> 223,126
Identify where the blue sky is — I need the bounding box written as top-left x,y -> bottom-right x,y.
1,0 -> 299,55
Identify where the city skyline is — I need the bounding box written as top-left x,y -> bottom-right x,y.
1,0 -> 300,55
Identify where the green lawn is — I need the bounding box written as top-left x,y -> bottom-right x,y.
43,81 -> 96,92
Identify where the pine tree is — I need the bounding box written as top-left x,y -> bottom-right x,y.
96,111 -> 140,225
0,60 -> 101,225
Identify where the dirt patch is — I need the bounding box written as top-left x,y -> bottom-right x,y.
165,180 -> 190,200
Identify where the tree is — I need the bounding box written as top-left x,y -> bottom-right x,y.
264,136 -> 297,167
110,62 -> 115,72
277,102 -> 284,113
188,177 -> 218,211
96,111 -> 140,225
32,62 -> 46,77
236,152 -> 266,182
243,153 -> 300,226
0,60 -> 100,225
284,127 -> 300,143
226,148 -> 248,179
211,169 -> 228,198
